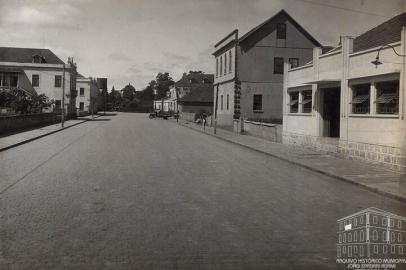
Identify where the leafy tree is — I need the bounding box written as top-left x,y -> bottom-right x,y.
154,72 -> 174,100
121,83 -> 137,101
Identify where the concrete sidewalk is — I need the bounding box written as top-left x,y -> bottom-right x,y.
0,114 -> 100,152
170,118 -> 406,202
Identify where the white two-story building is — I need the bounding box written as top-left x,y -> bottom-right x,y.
0,47 -> 77,117
283,13 -> 406,170
76,74 -> 99,116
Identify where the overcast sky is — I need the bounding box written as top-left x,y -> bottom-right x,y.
0,0 -> 405,90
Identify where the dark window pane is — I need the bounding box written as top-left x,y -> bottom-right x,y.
274,57 -> 284,74
277,23 -> 286,39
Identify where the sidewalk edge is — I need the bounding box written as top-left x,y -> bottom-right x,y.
174,120 -> 406,203
0,115 -> 101,153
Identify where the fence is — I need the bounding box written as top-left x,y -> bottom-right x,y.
0,113 -> 59,135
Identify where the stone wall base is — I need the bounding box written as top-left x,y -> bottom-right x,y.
283,132 -> 406,172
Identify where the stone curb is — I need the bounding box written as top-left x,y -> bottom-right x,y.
0,115 -> 101,153
172,120 -> 406,203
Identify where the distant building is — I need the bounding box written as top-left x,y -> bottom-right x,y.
337,207 -> 405,258
283,12 -> 406,170
213,10 -> 322,127
76,74 -> 99,116
0,47 -> 77,117
154,72 -> 214,115
178,83 -> 213,117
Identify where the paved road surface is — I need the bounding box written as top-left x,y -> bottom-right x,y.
1,113 -> 405,269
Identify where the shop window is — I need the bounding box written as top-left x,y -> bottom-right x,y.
351,84 -> 370,114
301,90 -> 312,113
253,94 -> 262,111
289,92 -> 299,113
375,81 -> 399,114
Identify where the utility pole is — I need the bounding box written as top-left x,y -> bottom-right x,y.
61,64 -> 65,128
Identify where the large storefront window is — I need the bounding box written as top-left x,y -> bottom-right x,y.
289,92 -> 299,113
375,81 -> 399,114
351,84 -> 370,114
301,91 -> 312,113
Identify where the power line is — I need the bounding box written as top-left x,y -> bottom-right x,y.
292,0 -> 392,18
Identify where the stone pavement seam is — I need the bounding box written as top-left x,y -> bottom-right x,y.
0,115 -> 101,153
170,119 -> 406,203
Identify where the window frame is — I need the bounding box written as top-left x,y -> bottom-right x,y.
253,94 -> 263,112
289,91 -> 299,113
289,58 -> 299,69
351,84 -> 370,114
375,80 -> 399,115
80,87 -> 85,96
273,57 -> 284,74
301,90 -> 312,113
32,74 -> 40,87
276,23 -> 287,39
226,94 -> 229,110
229,50 -> 232,73
54,75 -> 62,88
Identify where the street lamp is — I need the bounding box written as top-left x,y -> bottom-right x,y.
371,44 -> 406,67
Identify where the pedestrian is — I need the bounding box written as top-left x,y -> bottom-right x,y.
202,113 -> 207,130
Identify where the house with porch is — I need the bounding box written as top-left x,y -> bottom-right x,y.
283,12 -> 406,170
213,9 -> 322,128
0,47 -> 77,117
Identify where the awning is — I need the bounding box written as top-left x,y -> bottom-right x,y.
375,93 -> 398,104
350,94 -> 369,104
302,99 -> 312,105
304,79 -> 341,85
18,72 -> 37,96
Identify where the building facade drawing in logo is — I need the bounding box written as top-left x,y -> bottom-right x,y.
337,207 -> 405,258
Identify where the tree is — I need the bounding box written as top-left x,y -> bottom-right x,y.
154,72 -> 174,100
121,83 -> 136,101
109,86 -> 122,107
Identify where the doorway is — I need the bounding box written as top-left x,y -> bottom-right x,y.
322,87 -> 340,137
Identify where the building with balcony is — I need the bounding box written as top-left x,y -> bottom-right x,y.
337,207 -> 405,258
76,74 -> 99,116
0,47 -> 77,117
213,10 -> 322,128
282,12 -> 406,170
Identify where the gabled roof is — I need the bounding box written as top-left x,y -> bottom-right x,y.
353,12 -> 406,52
238,9 -> 321,46
179,84 -> 214,103
0,47 -> 64,65
175,72 -> 214,88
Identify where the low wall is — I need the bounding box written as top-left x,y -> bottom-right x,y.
234,119 -> 283,143
0,113 -> 59,135
283,132 -> 406,172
